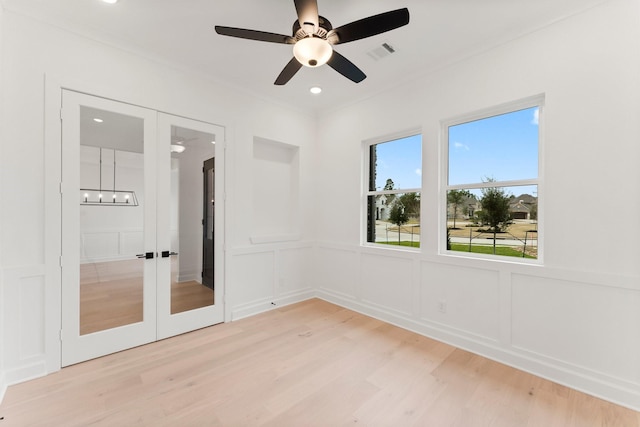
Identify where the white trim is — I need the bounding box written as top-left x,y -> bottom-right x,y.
361,128 -> 423,247
365,187 -> 421,197
230,289 -> 315,321
250,234 -> 301,244
440,94 -> 545,263
441,94 -> 546,129
0,372 -> 5,404
44,73 -> 64,375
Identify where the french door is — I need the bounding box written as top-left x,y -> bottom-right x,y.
61,91 -> 224,366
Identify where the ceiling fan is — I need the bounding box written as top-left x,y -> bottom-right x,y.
214,0 -> 409,85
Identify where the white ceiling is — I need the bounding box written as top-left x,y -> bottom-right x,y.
3,0 -> 609,113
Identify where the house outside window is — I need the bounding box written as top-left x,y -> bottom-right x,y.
443,95 -> 543,260
365,132 -> 422,248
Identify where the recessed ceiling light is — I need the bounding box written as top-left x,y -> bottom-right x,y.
211,140 -> 216,144
93,118 -> 104,123
170,145 -> 186,153
310,86 -> 322,95
101,0 -> 118,4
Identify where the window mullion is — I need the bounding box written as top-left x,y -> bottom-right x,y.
446,179 -> 537,191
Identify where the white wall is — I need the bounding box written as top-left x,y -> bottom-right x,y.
314,0 -> 640,410
0,9 -> 315,391
175,143 -> 215,283
0,3 -> 5,403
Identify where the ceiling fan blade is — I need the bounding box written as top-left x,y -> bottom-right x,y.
215,26 -> 295,44
274,57 -> 303,85
327,51 -> 366,83
329,8 -> 410,45
294,0 -> 319,33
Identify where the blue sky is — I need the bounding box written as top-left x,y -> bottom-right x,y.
448,107 -> 539,186
374,134 -> 422,190
373,107 -> 538,198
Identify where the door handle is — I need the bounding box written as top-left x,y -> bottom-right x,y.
136,252 -> 154,259
161,251 -> 179,258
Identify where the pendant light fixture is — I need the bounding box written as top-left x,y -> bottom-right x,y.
80,148 -> 138,206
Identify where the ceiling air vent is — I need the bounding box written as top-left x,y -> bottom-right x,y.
367,43 -> 396,61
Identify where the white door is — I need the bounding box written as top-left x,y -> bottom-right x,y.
156,113 -> 225,339
61,91 -> 225,366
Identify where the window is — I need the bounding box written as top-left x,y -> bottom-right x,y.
365,133 -> 422,248
444,96 -> 542,260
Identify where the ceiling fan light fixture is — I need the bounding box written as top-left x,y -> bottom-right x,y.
293,37 -> 333,68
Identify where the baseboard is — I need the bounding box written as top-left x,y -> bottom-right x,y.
316,289 -> 640,412
0,360 -> 48,405
0,371 -> 6,405
177,273 -> 201,283
3,361 -> 48,387
230,289 -> 315,321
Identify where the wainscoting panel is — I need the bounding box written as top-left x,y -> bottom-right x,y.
512,273 -> 640,387
315,245 -> 359,299
229,251 -> 275,310
278,246 -> 313,295
80,228 -> 143,263
420,261 -> 500,342
81,231 -> 120,260
119,230 -> 144,257
1,265 -> 48,387
360,252 -> 414,317
228,243 -> 315,320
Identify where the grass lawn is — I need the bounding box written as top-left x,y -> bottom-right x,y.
378,241 -> 420,248
377,241 -> 535,259
450,243 -> 535,258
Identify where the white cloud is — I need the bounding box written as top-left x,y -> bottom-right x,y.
532,108 -> 539,125
454,141 -> 470,151
415,168 -> 422,176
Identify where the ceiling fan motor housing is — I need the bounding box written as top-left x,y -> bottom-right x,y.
293,16 -> 333,41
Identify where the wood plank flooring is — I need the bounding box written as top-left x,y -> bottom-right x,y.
1,299 -> 638,426
80,259 -> 214,335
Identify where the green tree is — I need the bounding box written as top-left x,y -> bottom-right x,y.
384,179 -> 394,190
447,189 -> 471,229
479,179 -> 512,254
398,192 -> 420,220
388,199 -> 409,245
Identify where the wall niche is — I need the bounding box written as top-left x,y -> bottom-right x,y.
251,137 -> 300,243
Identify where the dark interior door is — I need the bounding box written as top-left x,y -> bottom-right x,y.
202,157 -> 215,289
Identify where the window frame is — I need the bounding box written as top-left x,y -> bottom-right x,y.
441,94 -> 544,263
362,128 -> 422,250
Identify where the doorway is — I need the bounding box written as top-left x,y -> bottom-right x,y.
202,157 -> 215,290
61,91 -> 225,366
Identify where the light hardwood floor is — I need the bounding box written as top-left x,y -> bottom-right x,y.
80,260 -> 214,335
1,299 -> 638,426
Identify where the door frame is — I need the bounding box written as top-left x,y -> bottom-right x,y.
44,75 -> 228,373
